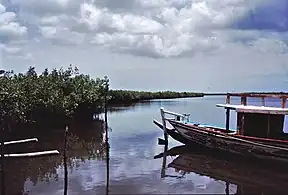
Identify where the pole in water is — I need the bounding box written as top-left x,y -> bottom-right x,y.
160,143 -> 168,178
105,128 -> 110,195
160,108 -> 168,144
63,125 -> 68,195
104,76 -> 110,195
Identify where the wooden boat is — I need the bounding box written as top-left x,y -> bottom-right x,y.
154,92 -> 288,163
153,119 -> 191,145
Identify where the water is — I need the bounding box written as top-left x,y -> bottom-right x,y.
2,96 -> 288,194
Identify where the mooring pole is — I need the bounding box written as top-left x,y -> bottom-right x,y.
160,141 -> 168,178
160,107 -> 168,144
104,78 -> 110,195
63,125 -> 68,195
160,107 -> 168,178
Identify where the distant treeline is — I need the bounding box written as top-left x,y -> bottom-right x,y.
109,90 -> 203,103
0,65 -> 202,127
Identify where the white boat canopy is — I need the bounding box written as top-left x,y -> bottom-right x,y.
216,104 -> 288,115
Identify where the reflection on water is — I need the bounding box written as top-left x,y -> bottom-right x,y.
156,144 -> 288,194
1,120 -> 106,195
1,96 -> 288,194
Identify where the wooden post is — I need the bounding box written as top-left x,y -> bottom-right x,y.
241,96 -> 247,105
160,108 -> 168,144
267,115 -> 270,138
105,130 -> 110,195
1,124 -> 5,195
102,77 -> 110,195
282,97 -> 286,108
225,108 -> 230,132
237,113 -> 245,135
226,94 -> 230,104
63,125 -> 68,195
261,97 -> 265,106
105,137 -> 110,195
160,141 -> 168,178
104,82 -> 110,195
240,114 -> 245,135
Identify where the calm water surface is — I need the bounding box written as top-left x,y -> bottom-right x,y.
3,96 -> 288,194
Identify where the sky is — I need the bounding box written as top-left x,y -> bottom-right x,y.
0,0 -> 287,92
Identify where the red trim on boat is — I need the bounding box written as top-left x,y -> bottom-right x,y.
171,120 -> 288,144
234,134 -> 288,144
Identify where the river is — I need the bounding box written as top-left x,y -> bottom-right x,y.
2,96 -> 288,194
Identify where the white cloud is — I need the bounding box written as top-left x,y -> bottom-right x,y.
0,4 -> 27,39
7,0 -> 286,58
79,3 -> 163,34
0,0 -> 287,91
0,2 -> 27,66
40,16 -> 61,26
10,0 -> 78,15
0,22 -> 26,38
39,26 -> 85,45
1,45 -> 21,54
78,0 -> 270,57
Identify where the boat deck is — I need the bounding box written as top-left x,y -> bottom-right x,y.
184,121 -> 237,133
216,104 -> 288,115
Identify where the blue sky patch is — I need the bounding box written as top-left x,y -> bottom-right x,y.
232,0 -> 288,32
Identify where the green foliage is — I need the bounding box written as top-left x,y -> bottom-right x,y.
109,90 -> 203,103
0,65 -> 109,125
0,64 -> 201,126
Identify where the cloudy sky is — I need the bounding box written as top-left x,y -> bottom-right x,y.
0,0 -> 287,92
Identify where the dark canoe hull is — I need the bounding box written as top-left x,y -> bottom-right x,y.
153,119 -> 197,146
168,119 -> 288,163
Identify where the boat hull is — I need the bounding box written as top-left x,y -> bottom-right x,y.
153,119 -> 196,145
168,119 -> 288,163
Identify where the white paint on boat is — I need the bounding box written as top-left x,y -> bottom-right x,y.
216,104 -> 288,115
